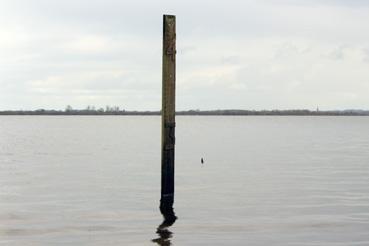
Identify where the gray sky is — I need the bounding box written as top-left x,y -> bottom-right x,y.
1,0 -> 369,111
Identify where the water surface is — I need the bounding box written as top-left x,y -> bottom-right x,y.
1,116 -> 369,245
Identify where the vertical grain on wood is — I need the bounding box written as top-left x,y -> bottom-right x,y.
161,15 -> 176,211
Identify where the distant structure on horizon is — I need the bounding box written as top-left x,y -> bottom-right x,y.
1,108 -> 369,116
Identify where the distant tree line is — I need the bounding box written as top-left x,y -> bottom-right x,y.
1,106 -> 369,116
63,105 -> 130,115
176,109 -> 369,116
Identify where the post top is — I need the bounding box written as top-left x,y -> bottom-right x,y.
163,14 -> 176,18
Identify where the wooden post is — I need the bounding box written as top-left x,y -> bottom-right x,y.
160,14 -> 177,224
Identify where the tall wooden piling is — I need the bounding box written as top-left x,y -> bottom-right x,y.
160,14 -> 176,222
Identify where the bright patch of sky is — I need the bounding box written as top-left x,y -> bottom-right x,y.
1,0 -> 369,110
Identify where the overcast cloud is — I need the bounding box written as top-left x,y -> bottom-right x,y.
1,0 -> 369,110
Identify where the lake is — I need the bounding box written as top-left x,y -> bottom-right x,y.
1,116 -> 369,245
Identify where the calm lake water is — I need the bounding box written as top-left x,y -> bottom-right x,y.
1,116 -> 369,245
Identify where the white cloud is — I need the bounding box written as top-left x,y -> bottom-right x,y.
1,0 -> 369,110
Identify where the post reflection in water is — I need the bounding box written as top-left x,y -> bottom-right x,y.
152,205 -> 177,245
152,228 -> 173,246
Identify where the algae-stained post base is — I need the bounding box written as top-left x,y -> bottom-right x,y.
160,14 -> 177,224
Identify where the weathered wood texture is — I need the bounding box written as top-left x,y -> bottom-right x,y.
161,15 -> 176,212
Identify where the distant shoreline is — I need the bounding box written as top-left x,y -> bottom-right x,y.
1,109 -> 369,116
